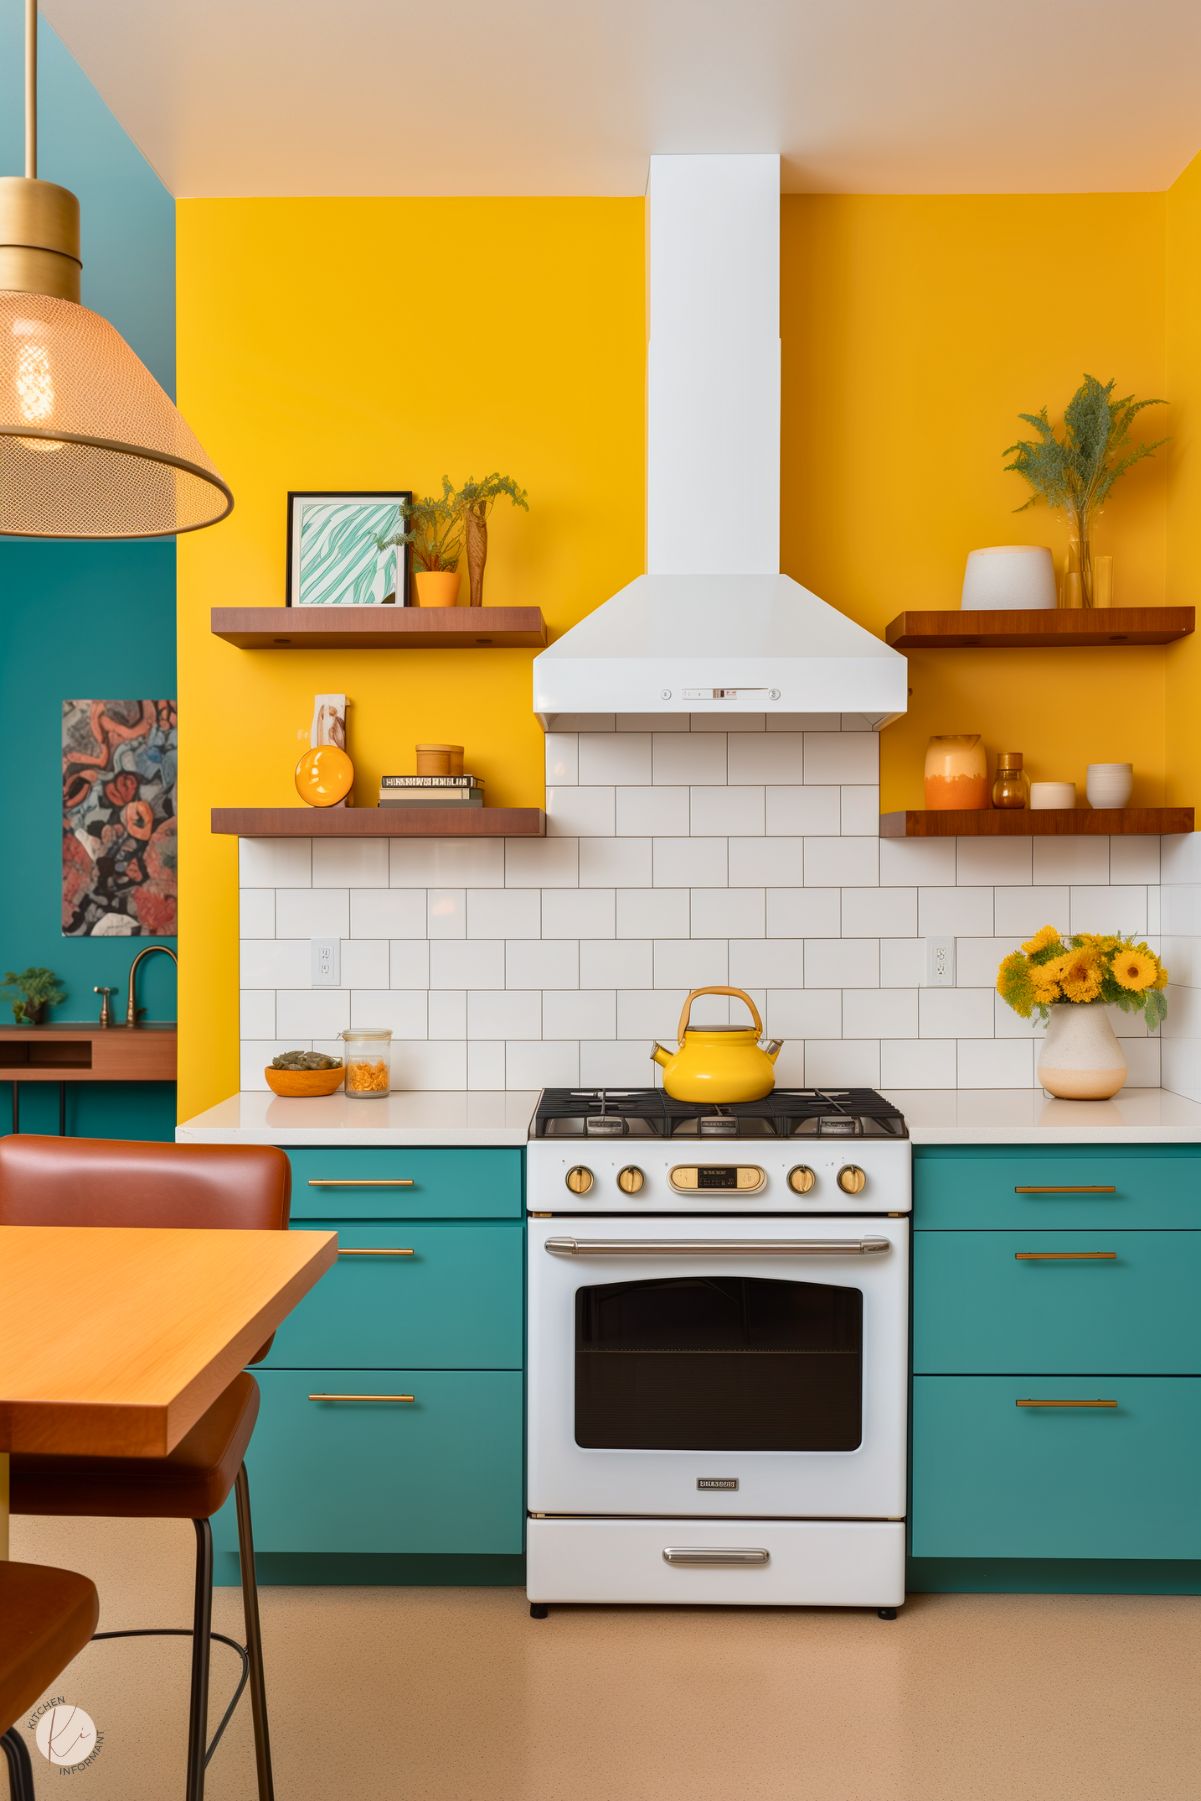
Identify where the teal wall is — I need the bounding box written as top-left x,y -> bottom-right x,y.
0,18 -> 177,1137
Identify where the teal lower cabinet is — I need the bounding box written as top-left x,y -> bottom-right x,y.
213,1146 -> 525,1586
909,1144 -> 1201,1596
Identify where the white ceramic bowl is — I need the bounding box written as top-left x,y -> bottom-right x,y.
961,545 -> 1057,612
1030,781 -> 1076,810
1086,763 -> 1133,809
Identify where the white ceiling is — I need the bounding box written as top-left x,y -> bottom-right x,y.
42,0 -> 1201,198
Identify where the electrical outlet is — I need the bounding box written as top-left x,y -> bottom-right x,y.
926,936 -> 955,987
311,938 -> 340,986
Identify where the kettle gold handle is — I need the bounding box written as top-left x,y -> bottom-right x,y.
677,986 -> 764,1041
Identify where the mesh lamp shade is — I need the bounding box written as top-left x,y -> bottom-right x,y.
0,291 -> 232,538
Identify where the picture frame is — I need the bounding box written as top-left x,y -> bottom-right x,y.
286,490 -> 413,607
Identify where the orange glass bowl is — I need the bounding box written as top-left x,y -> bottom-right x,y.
924,733 -> 989,810
295,744 -> 354,807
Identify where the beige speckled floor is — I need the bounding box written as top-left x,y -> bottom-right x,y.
10,1515 -> 1200,1800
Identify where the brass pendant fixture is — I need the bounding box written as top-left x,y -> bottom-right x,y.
0,0 -> 232,538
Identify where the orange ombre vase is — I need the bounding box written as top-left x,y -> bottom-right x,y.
924,734 -> 989,810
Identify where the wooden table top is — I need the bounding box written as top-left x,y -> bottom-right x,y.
0,1225 -> 336,1457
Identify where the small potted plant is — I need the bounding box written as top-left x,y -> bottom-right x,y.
445,473 -> 528,607
1004,375 -> 1165,607
1,966 -> 67,1026
404,490 -> 465,608
997,926 -> 1167,1099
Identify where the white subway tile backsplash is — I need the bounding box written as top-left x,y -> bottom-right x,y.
956,838 -> 1032,886
578,732 -> 651,785
241,1042 -> 293,1091
350,889 -> 426,938
240,939 -> 309,988
468,888 -> 541,939
617,888 -> 690,939
429,990 -> 467,1038
805,1040 -> 881,1086
239,990 -> 275,1038
840,787 -> 880,835
544,733 -> 579,785
429,940 -> 505,990
1108,836 -> 1160,884
617,785 -> 690,837
239,889 -> 275,938
920,987 -> 994,1038
840,887 -> 916,938
991,886 -> 1071,937
918,887 -> 993,936
1032,837 -> 1109,885
691,786 -> 766,836
881,1038 -> 957,1089
1069,886 -> 1147,936
652,733 -> 727,785
506,1041 -> 580,1087
426,889 -> 466,939
617,990 -> 687,1038
467,990 -> 542,1039
389,940 -> 432,988
579,1041 -> 654,1086
803,939 -> 879,989
340,939 -> 389,988
391,839 -> 505,888
276,888 -> 349,939
350,990 -> 428,1036
805,836 -> 878,888
879,837 -> 957,887
766,713 -> 841,732
467,1041 -> 506,1090
765,786 -> 841,836
766,886 -> 841,938
580,940 -> 653,988
691,888 -> 765,938
543,889 -> 616,939
693,712 -> 763,732
879,938 -> 925,988
729,940 -> 805,989
654,939 -> 728,987
957,1038 -> 1034,1087
240,838 -> 311,888
727,734 -> 805,784
729,837 -> 806,887
506,940 -> 579,990
618,713 -> 688,733
993,992 -> 1046,1039
765,989 -> 842,1037
843,989 -> 918,1039
313,839 -> 388,888
547,786 -> 615,837
653,837 -> 728,887
277,988 -> 350,1038
579,837 -> 652,887
542,990 -> 617,1039
804,732 -> 879,784
506,837 -> 578,887
956,938 -> 1014,987
1121,1037 -> 1162,1087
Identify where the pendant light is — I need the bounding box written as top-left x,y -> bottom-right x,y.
0,0 -> 231,537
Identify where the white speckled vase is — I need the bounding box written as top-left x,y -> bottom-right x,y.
1037,1003 -> 1127,1100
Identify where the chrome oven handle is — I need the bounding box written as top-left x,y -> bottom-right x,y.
543,1237 -> 891,1257
663,1547 -> 770,1567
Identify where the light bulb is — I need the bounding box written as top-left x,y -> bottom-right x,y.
14,338 -> 64,452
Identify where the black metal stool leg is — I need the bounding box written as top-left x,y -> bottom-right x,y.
11,1082 -> 19,1134
186,1519 -> 214,1801
58,1082 -> 66,1137
234,1464 -> 274,1801
2,1726 -> 36,1801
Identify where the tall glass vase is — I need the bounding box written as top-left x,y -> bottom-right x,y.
1067,515 -> 1095,608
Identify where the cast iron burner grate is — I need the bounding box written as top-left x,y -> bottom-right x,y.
532,1088 -> 908,1140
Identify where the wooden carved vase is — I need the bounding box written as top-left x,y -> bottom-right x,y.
465,508 -> 487,607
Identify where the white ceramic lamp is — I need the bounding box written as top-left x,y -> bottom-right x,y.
961,546 -> 1057,612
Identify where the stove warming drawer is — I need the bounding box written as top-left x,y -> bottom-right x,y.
527,1517 -> 905,1608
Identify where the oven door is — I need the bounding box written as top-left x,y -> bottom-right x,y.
528,1214 -> 908,1519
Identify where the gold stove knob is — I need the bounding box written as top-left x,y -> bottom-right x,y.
565,1166 -> 594,1195
787,1165 -> 817,1195
617,1166 -> 645,1195
837,1164 -> 867,1196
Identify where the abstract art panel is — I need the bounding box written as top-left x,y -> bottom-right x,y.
286,490 -> 412,606
62,699 -> 177,937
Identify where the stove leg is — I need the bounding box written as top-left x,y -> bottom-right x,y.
877,1607 -> 898,1620
529,1603 -> 549,1620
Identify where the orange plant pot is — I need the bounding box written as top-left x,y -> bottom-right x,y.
414,570 -> 460,608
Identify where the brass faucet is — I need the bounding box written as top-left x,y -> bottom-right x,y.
126,944 -> 179,1028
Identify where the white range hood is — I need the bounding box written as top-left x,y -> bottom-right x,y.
533,154 -> 907,727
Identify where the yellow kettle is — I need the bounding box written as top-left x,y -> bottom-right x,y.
651,986 -> 783,1104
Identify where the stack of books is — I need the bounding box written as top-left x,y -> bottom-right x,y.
378,774 -> 484,809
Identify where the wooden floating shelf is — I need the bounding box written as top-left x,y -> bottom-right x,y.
880,807 -> 1194,839
884,606 -> 1195,650
0,1024 -> 177,1083
212,807 -> 546,838
211,605 -> 548,650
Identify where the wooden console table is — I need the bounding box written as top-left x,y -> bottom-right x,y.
0,1024 -> 177,1133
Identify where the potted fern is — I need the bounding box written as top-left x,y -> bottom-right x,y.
1004,375 -> 1165,607
1,966 -> 66,1026
405,490 -> 464,608
446,473 -> 528,607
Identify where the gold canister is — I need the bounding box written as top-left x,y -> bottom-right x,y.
415,743 -> 465,777
992,750 -> 1029,809
924,734 -> 989,810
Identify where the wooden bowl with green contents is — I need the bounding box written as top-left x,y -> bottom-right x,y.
265,1052 -> 345,1098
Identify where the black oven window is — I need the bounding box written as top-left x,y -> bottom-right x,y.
574,1276 -> 863,1452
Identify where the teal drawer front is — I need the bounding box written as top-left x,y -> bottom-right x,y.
911,1376 -> 1201,1559
286,1147 -> 522,1219
914,1231 -> 1201,1375
914,1146 -> 1201,1230
231,1369 -> 524,1555
261,1222 -> 523,1369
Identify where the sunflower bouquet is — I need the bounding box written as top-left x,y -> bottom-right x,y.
997,926 -> 1167,1029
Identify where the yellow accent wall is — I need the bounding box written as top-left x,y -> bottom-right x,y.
1166,150 -> 1201,803
780,194 -> 1170,812
176,199 -> 646,1115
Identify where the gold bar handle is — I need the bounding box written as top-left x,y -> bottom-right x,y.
1014,1185 -> 1116,1194
337,1248 -> 415,1258
308,1393 -> 415,1404
1015,1398 -> 1117,1409
1014,1251 -> 1116,1261
307,1178 -> 415,1188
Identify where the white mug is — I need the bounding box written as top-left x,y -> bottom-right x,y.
1086,763 -> 1133,809
1030,781 -> 1076,810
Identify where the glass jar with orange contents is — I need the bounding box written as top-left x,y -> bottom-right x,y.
924,734 -> 989,810
340,1027 -> 393,1098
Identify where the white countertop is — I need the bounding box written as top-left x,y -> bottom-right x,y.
175,1090 -> 540,1146
177,1086 -> 1201,1147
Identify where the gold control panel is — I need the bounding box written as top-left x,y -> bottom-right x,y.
669,1165 -> 767,1195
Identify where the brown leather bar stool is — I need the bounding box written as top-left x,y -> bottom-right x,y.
1,1561 -> 100,1800
0,1136 -> 291,1801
